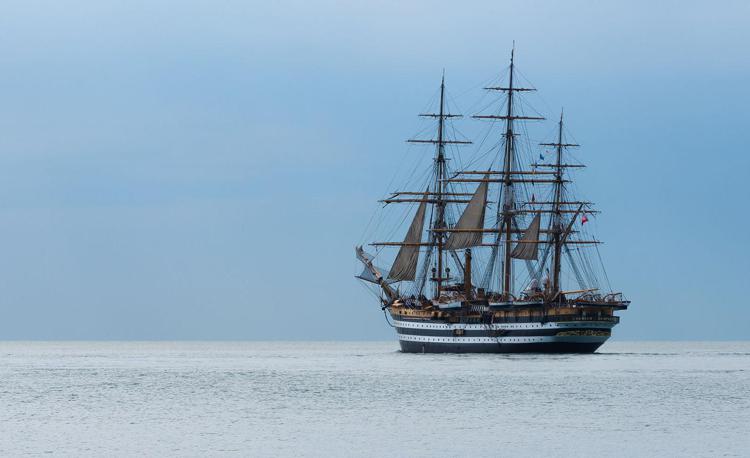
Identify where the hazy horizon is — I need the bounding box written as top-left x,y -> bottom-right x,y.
0,338 -> 747,342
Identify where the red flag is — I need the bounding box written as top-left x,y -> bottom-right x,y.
581,214 -> 589,225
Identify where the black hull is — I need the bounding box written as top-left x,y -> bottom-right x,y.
399,340 -> 604,354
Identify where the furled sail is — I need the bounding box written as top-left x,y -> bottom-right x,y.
388,199 -> 427,281
511,212 -> 541,260
444,177 -> 489,250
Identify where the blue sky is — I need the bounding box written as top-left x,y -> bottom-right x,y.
0,0 -> 748,339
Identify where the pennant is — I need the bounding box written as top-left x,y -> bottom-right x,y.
531,194 -> 535,203
581,214 -> 589,225
539,153 -> 544,161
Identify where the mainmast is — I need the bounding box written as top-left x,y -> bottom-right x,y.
472,48 -> 544,299
434,74 -> 448,298
551,112 -> 565,294
500,49 -> 517,299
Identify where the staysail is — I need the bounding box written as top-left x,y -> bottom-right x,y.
444,176 -> 489,250
510,212 -> 541,260
388,199 -> 427,281
355,247 -> 396,284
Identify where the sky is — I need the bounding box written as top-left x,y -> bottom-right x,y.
0,0 -> 748,340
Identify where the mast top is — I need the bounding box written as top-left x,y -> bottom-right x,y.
483,46 -> 537,93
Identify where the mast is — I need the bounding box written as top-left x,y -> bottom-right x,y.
551,111 -> 564,295
501,49 -> 516,299
434,73 -> 447,298
539,111 -> 588,297
371,74 -> 471,300
468,46 -> 544,299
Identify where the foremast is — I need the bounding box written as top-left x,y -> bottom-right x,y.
365,74 -> 471,301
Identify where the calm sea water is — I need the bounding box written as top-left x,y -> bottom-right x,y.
1,341 -> 748,457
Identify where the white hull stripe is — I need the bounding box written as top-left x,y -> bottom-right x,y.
392,319 -> 615,331
397,334 -> 609,344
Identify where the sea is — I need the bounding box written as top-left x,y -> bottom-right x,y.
1,341 -> 748,457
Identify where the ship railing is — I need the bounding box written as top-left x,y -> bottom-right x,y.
492,314 -> 620,324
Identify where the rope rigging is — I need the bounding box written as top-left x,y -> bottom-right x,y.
358,51 -> 608,302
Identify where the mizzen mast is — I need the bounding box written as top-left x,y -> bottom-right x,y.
548,112 -> 571,295
539,111 -> 600,298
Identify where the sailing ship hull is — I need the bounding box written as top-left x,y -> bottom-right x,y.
398,337 -> 606,354
392,316 -> 614,354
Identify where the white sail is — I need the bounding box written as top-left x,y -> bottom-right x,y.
388,199 -> 427,281
444,177 -> 488,251
511,212 -> 541,260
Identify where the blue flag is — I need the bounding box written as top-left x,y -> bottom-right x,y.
539,153 -> 544,160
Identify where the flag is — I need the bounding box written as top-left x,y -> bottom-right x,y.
539,153 -> 544,160
581,214 -> 589,225
531,194 -> 535,203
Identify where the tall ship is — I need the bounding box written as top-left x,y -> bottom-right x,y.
355,49 -> 629,353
